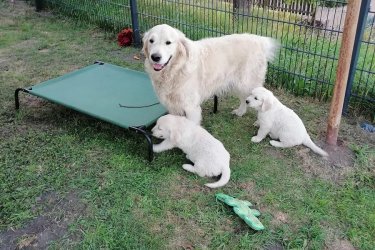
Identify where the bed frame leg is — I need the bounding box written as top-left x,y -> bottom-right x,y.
213,95 -> 218,113
130,126 -> 154,162
15,88 -> 30,110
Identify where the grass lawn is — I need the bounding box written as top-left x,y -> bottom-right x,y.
1,2 -> 374,249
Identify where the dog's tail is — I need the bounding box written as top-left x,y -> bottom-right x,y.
205,167 -> 231,189
262,37 -> 280,62
303,136 -> 328,157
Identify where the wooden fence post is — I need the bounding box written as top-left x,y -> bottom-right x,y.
326,0 -> 362,145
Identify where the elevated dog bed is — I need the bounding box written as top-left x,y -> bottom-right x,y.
15,61 -> 167,161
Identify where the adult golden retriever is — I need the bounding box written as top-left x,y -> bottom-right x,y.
143,24 -> 279,124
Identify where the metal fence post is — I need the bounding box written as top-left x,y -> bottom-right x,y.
233,0 -> 239,20
129,0 -> 141,46
35,0 -> 44,12
342,0 -> 371,115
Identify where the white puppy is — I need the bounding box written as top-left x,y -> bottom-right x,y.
152,114 -> 231,188
143,24 -> 279,124
246,87 -> 328,157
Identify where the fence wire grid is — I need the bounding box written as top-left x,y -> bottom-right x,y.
40,0 -> 374,116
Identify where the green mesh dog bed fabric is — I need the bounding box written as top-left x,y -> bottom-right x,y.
19,62 -> 166,128
15,62 -> 167,161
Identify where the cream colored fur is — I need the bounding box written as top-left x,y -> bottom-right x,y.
152,114 -> 231,188
246,87 -> 328,157
143,24 -> 279,124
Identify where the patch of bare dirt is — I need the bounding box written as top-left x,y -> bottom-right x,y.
163,211 -> 210,250
0,17 -> 15,26
23,95 -> 48,108
324,142 -> 356,167
0,191 -> 87,249
132,204 -> 210,250
263,146 -> 285,159
296,139 -> 356,183
237,180 -> 256,192
264,242 -> 284,250
261,205 -> 290,227
0,59 -> 10,71
167,174 -> 212,201
272,211 -> 288,225
0,98 -> 57,140
10,39 -> 39,51
0,1 -> 29,19
322,227 -> 358,250
326,239 -> 356,250
109,50 -> 145,64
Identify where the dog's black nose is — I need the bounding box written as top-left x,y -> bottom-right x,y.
245,100 -> 249,104
151,53 -> 161,62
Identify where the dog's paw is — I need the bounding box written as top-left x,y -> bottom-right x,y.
251,136 -> 262,143
231,108 -> 246,117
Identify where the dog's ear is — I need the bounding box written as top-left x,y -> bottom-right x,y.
261,95 -> 273,112
141,31 -> 149,56
176,40 -> 188,59
175,29 -> 189,59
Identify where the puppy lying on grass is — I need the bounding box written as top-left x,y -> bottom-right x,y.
246,87 -> 328,157
152,114 -> 231,188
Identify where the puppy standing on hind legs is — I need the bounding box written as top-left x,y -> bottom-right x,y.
152,114 -> 231,188
246,87 -> 328,157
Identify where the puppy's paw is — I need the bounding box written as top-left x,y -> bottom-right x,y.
231,108 -> 246,117
251,136 -> 263,143
270,140 -> 282,147
182,164 -> 195,173
153,145 -> 163,153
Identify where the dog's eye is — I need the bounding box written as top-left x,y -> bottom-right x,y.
166,41 -> 171,45
254,97 -> 258,100
150,39 -> 154,43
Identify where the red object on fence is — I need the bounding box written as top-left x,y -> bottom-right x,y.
118,28 -> 133,47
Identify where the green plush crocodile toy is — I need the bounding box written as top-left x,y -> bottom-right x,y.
216,193 -> 265,231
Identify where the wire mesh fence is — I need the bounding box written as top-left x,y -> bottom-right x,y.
40,0 -> 374,116
349,3 -> 375,114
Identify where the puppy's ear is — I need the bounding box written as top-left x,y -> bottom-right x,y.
141,31 -> 149,56
169,128 -> 181,144
261,96 -> 273,112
